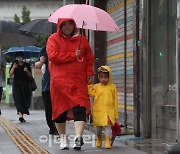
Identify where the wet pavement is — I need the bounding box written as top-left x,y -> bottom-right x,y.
0,102 -> 174,154
118,137 -> 167,154
85,119 -> 168,154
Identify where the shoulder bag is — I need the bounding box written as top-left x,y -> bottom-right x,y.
30,77 -> 37,91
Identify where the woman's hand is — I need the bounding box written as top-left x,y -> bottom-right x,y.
40,56 -> 45,63
13,63 -> 18,69
76,49 -> 84,62
35,56 -> 45,69
9,63 -> 18,77
75,49 -> 81,58
24,67 -> 28,72
24,67 -> 32,77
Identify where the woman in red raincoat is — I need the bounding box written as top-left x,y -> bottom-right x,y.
46,18 -> 94,150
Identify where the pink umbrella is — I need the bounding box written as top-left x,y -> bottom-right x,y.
48,2 -> 119,62
48,4 -> 119,32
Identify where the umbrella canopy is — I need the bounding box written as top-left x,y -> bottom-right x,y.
4,46 -> 41,60
48,4 -> 119,32
19,19 -> 57,35
0,20 -> 38,47
111,122 -> 121,146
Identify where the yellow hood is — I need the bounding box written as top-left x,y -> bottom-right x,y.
98,65 -> 113,85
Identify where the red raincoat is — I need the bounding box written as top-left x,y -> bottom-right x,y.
46,18 -> 94,120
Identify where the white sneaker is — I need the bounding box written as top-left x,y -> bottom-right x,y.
60,137 -> 69,150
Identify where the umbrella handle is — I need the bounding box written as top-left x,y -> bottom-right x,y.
77,57 -> 84,62
77,21 -> 85,63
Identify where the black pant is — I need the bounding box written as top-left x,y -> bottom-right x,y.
54,105 -> 86,123
42,91 -> 55,131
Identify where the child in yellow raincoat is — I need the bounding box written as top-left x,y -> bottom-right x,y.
88,65 -> 118,149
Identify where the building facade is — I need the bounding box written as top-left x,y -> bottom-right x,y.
106,0 -> 134,133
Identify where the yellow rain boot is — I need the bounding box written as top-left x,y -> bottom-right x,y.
105,136 -> 112,149
96,136 -> 102,148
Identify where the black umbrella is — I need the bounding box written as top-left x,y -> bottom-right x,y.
18,19 -> 57,35
0,20 -> 38,47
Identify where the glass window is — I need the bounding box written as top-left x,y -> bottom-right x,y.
151,0 -> 177,105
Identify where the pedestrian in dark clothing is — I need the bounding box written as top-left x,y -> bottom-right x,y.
9,51 -> 32,122
35,47 -> 57,135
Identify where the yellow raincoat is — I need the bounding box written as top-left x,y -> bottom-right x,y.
88,66 -> 118,127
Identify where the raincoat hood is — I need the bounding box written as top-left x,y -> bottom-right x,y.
57,18 -> 78,36
98,65 -> 113,85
